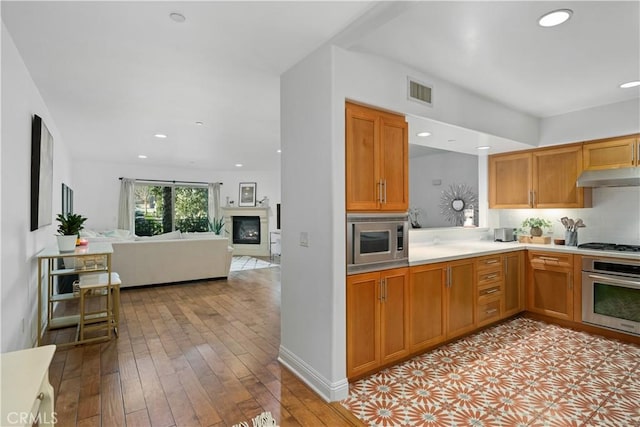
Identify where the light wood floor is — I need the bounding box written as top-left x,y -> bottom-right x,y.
43,267 -> 361,426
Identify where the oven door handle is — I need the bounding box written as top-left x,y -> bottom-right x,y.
588,274 -> 640,287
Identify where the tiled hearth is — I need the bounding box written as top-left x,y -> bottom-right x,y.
341,318 -> 640,426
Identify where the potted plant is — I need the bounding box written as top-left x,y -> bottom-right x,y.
56,213 -> 87,252
521,217 -> 552,237
208,217 -> 225,235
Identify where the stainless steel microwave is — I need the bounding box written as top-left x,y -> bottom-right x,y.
347,213 -> 409,274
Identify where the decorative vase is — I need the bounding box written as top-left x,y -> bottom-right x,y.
56,235 -> 77,252
530,226 -> 543,237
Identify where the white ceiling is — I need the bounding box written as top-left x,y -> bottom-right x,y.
3,1 -> 639,170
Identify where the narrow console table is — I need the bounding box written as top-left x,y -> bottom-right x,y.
36,243 -> 116,346
1,345 -> 56,426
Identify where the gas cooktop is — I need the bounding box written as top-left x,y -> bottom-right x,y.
578,242 -> 640,252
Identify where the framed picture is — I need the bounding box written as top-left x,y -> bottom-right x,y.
30,114 -> 54,231
238,182 -> 257,207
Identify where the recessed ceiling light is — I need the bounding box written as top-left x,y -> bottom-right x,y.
538,9 -> 572,27
620,80 -> 640,89
477,146 -> 491,150
235,163 -> 243,168
138,154 -> 148,159
416,132 -> 431,137
169,12 -> 186,23
276,149 -> 282,153
195,121 -> 203,126
154,133 -> 167,139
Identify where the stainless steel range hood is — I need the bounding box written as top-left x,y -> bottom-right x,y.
576,168 -> 640,187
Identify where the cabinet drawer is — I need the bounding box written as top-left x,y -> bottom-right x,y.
478,298 -> 501,323
476,255 -> 502,271
478,283 -> 502,300
529,252 -> 573,269
478,270 -> 502,287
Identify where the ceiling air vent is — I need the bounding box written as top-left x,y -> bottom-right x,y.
407,77 -> 433,106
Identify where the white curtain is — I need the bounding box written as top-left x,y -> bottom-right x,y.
117,178 -> 135,231
207,182 -> 221,228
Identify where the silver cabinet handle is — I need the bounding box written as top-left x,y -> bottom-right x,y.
538,256 -> 559,261
504,258 -> 508,275
378,180 -> 383,204
383,278 -> 387,301
484,274 -> 498,280
528,191 -> 532,206
532,191 -> 536,206
485,288 -> 499,294
383,179 -> 387,203
485,308 -> 498,315
588,274 -> 640,287
484,259 -> 498,264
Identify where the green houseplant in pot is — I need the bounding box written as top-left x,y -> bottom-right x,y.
56,213 -> 88,252
521,217 -> 552,237
208,217 -> 225,235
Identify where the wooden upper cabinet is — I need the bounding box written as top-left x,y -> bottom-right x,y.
489,144 -> 591,209
533,145 -> 589,208
346,102 -> 408,212
583,135 -> 639,170
489,152 -> 532,208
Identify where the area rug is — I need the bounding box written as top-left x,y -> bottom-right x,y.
230,256 -> 278,272
232,411 -> 279,427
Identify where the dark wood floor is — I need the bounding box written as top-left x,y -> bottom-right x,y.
43,266 -> 361,426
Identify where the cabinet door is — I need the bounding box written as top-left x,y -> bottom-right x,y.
379,115 -> 408,211
408,264 -> 446,352
583,136 -> 637,170
346,103 -> 380,211
527,252 -> 573,321
447,259 -> 476,339
533,145 -> 589,208
380,268 -> 410,364
489,152 -> 532,208
503,251 -> 524,318
346,272 -> 380,378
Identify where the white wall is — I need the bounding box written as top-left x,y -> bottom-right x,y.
279,45 -> 348,400
72,160 -> 281,234
540,99 -> 640,146
1,24 -> 73,352
410,151 -> 478,228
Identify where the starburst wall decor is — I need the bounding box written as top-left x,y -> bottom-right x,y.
439,183 -> 478,226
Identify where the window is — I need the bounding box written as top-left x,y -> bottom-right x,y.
134,184 -> 208,236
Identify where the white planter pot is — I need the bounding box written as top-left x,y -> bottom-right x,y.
56,235 -> 77,252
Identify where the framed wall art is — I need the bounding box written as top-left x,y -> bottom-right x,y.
30,114 -> 54,231
238,182 -> 257,207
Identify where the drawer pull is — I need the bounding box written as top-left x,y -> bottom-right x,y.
484,274 -> 498,280
538,256 -> 559,261
485,308 -> 498,315
485,288 -> 499,294
484,259 -> 499,264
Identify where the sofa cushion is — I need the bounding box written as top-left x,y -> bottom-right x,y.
135,230 -> 182,241
182,231 -> 223,240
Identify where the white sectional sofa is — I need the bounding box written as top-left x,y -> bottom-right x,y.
82,230 -> 234,287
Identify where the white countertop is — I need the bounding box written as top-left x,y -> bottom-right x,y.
409,240 -> 640,265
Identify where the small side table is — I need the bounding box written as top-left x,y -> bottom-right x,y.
269,231 -> 281,260
1,345 -> 56,426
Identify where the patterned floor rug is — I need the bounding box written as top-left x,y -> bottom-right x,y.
230,256 -> 278,272
232,411 -> 279,427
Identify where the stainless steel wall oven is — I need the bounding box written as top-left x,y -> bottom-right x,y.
582,256 -> 640,336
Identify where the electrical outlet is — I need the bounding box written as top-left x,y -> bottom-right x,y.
300,232 -> 309,247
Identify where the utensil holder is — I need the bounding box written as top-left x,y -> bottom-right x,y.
565,230 -> 578,246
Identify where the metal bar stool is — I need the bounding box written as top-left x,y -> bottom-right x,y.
77,272 -> 121,344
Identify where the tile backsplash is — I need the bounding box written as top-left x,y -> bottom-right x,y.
496,186 -> 640,245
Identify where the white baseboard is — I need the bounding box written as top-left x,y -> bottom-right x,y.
277,345 -> 349,402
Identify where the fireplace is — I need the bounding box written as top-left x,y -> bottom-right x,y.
233,216 -> 260,245
222,207 -> 269,256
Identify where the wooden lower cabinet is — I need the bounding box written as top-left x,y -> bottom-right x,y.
408,263 -> 446,353
346,267 -> 409,379
503,251 -> 525,317
527,251 -> 574,321
447,259 -> 477,338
